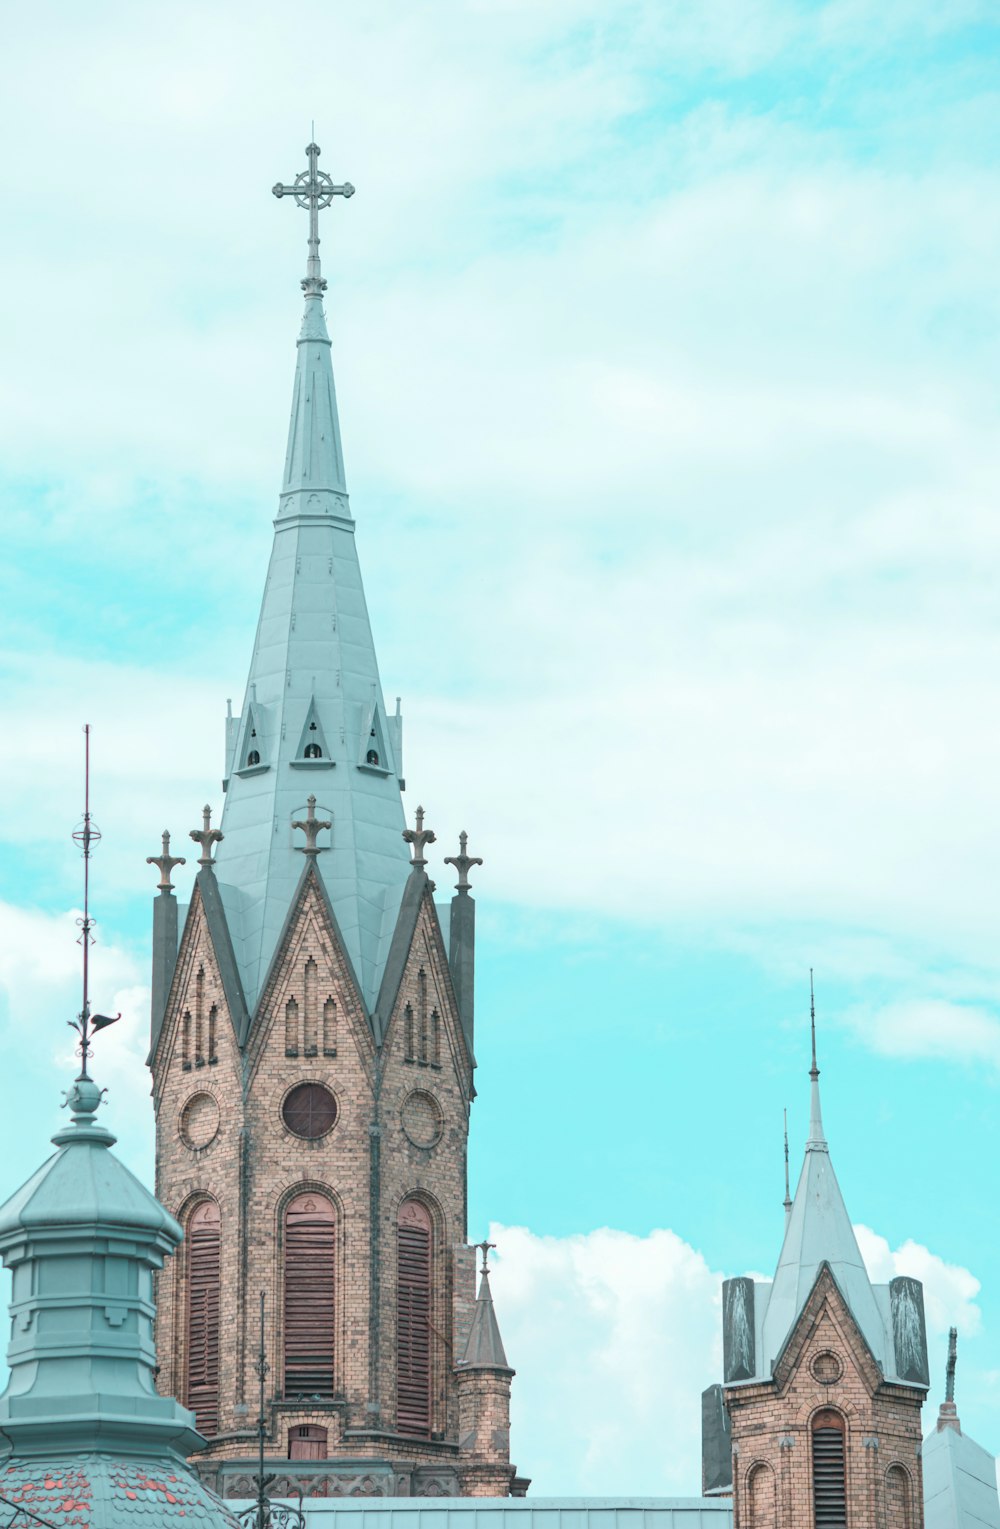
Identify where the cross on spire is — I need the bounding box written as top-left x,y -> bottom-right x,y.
403,805 -> 436,870
475,1239 -> 497,1276
190,805 -> 223,868
146,830 -> 186,893
292,795 -> 331,855
444,830 -> 483,894
273,141 -> 355,295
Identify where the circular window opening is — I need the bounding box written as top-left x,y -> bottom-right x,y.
180,1091 -> 221,1151
811,1350 -> 843,1384
401,1089 -> 443,1149
282,1082 -> 338,1139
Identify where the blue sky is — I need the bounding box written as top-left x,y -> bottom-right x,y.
1,0 -> 999,1497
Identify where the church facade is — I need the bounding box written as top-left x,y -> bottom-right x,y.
146,144 -> 523,1501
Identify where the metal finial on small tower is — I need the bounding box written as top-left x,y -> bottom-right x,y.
241,1293 -> 306,1529
783,1107 -> 792,1223
945,1326 -> 957,1403
292,795 -> 332,855
190,805 -> 223,868
475,1239 -> 497,1276
273,141 -> 355,296
806,968 -> 828,1152
146,829 -> 186,893
444,830 -> 483,893
403,805 -> 436,870
68,726 -> 120,1081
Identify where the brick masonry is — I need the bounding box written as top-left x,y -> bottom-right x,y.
724,1267 -> 924,1529
150,865 -> 519,1498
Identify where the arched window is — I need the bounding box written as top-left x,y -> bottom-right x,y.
366,749 -> 380,766
886,1465 -> 912,1529
247,749 -> 261,766
186,1200 -> 221,1436
813,1409 -> 847,1529
284,1193 -> 336,1398
397,1198 -> 432,1437
747,1463 -> 776,1529
304,743 -> 322,760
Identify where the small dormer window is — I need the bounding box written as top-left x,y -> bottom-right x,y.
247,750 -> 261,767
366,749 -> 380,766
304,743 -> 322,760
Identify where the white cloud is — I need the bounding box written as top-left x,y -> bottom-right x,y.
0,902 -> 153,1180
842,1000 -> 1000,1073
492,1219 -> 983,1494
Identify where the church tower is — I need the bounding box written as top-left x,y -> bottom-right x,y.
146,143 -> 524,1501
703,1002 -> 929,1529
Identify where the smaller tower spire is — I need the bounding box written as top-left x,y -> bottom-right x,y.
783,1107 -> 792,1224
460,1241 -> 510,1370
937,1326 -> 961,1432
807,968 -> 827,1151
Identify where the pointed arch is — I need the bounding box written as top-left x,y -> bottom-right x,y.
283,1191 -> 336,1398
812,1408 -> 848,1529
185,1198 -> 221,1436
358,693 -> 392,774
235,700 -> 269,774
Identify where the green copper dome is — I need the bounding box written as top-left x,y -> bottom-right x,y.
0,1074 -> 240,1527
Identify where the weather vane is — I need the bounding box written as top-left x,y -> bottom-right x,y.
68,726 -> 119,1078
273,140 -> 354,295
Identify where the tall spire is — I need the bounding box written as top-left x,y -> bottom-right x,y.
214,144 -> 411,1015
807,967 -> 827,1150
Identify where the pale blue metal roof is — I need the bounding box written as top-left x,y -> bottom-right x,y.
227,1500 -> 735,1529
215,277 -> 411,1016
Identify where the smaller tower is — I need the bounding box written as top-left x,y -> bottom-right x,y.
454,1243 -> 520,1497
923,1330 -> 1000,1529
704,989 -> 930,1529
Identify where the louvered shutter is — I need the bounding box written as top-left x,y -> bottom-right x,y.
813,1412 -> 848,1529
186,1200 -> 221,1436
397,1199 -> 432,1437
284,1193 -> 336,1398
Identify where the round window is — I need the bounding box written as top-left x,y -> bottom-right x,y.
282,1082 -> 338,1139
180,1092 -> 220,1151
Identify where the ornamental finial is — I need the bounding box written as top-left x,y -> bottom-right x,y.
444,830 -> 483,894
292,795 -> 332,855
190,805 -> 223,868
403,805 -> 436,870
475,1239 -> 497,1276
146,829 -> 186,893
272,141 -> 355,296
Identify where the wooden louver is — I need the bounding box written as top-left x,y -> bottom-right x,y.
284,1193 -> 336,1398
396,1199 -> 432,1437
186,1200 -> 221,1436
812,1411 -> 848,1529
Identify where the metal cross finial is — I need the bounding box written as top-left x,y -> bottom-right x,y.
783,1107 -> 792,1219
403,805 -> 436,870
292,795 -> 331,855
809,967 -> 818,1081
273,141 -> 355,296
190,805 -> 223,868
475,1240 -> 497,1276
146,829 -> 186,893
444,830 -> 483,894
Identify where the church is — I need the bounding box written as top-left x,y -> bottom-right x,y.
0,141 -> 995,1529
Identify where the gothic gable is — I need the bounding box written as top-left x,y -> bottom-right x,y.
773,1262 -> 886,1401
381,885 -> 472,1099
151,881 -> 241,1098
246,861 -> 374,1090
